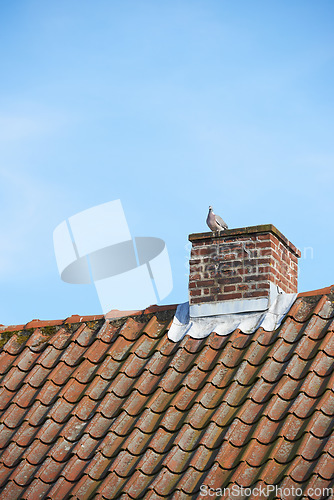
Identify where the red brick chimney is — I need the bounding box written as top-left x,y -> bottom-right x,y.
189,225 -> 300,315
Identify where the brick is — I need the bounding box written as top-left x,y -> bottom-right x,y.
191,296 -> 214,304
244,275 -> 266,283
198,248 -> 211,256
188,226 -> 299,304
223,236 -> 248,243
189,274 -> 201,281
224,253 -> 237,261
272,251 -> 281,263
217,277 -> 241,285
241,259 -> 257,267
256,283 -> 270,290
236,250 -> 251,259
257,241 -> 272,249
259,249 -> 271,257
217,292 -> 242,301
257,234 -> 271,241
243,290 -> 270,298
244,242 -> 256,249
237,284 -> 249,291
189,265 -> 202,273
189,259 -> 201,265
236,268 -> 250,276
203,263 -> 216,272
269,234 -> 279,244
217,269 -> 236,278
281,252 -> 289,263
195,280 -> 214,288
218,242 -> 243,251
258,267 -> 270,274
190,290 -> 202,297
255,258 -> 271,266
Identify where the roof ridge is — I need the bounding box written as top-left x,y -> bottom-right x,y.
297,284 -> 334,297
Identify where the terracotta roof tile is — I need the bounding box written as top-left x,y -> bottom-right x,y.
85,338 -> 112,364
316,388 -> 334,416
49,360 -> 75,386
150,468 -> 182,496
24,478 -> 53,499
147,427 -> 178,454
10,458 -> 38,485
61,378 -> 87,403
0,424 -> 15,451
82,413 -> 112,440
59,340 -> 87,366
69,475 -> 100,499
11,421 -> 37,448
31,344 -> 61,370
36,456 -> 65,483
204,462 -> 235,489
11,383 -> 36,409
74,433 -> 99,460
1,480 -> 25,499
84,451 -> 112,480
1,334 -> 28,355
23,439 -> 50,465
135,408 -> 161,434
61,454 -> 89,482
96,431 -> 125,458
97,470 -> 126,498
1,404 -> 27,431
134,370 -> 161,395
0,294 -> 333,498
23,400 -> 49,427
37,418 -> 63,444
2,367 -> 26,392
74,396 -> 99,423
1,441 -> 23,467
106,410 -> 133,436
122,389 -> 149,416
123,469 -> 156,498
176,467 -> 207,495
229,461 -> 261,487
159,406 -> 185,432
279,317 -> 304,343
189,443 -> 218,471
95,353 -> 121,381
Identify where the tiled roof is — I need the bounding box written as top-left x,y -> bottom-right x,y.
0,289 -> 334,499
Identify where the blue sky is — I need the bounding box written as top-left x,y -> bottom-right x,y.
1,0 -> 334,325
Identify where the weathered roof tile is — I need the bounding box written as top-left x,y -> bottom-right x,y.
23,478 -> 52,500
0,293 -> 333,498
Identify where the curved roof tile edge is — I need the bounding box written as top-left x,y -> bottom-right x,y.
0,304 -> 178,334
1,288 -> 333,334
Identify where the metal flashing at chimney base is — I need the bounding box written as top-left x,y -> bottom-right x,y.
168,289 -> 297,342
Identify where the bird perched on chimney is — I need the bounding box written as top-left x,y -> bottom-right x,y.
206,206 -> 228,232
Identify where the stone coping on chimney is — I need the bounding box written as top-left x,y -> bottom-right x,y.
189,224 -> 301,258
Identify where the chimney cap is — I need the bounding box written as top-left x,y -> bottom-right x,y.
189,223 -> 301,258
